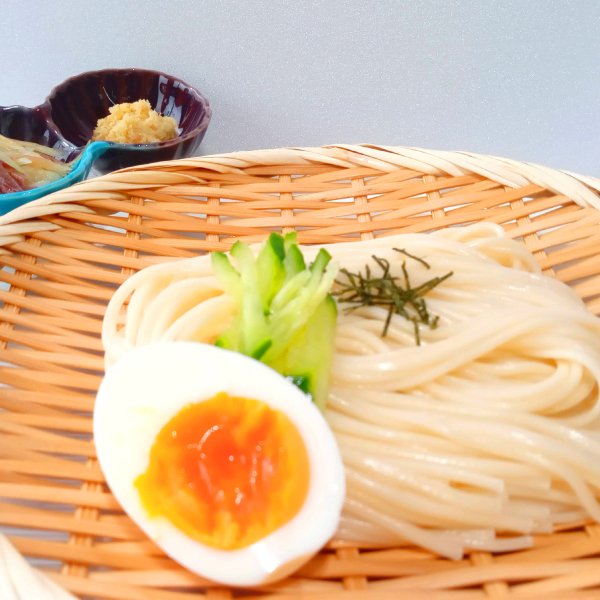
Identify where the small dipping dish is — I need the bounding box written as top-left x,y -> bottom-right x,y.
0,68 -> 212,214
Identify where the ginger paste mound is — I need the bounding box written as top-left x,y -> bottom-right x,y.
91,99 -> 177,144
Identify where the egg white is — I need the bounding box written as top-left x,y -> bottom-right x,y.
94,341 -> 345,587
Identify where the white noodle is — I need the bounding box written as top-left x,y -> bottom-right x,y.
0,534 -> 78,599
101,223 -> 600,560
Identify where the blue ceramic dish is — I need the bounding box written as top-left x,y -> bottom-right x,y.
0,68 -> 212,215
0,141 -> 110,213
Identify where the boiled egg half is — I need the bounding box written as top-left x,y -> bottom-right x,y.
94,341 -> 345,586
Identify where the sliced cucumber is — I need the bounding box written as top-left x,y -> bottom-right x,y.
211,234 -> 339,410
281,295 -> 337,410
283,244 -> 306,281
285,374 -> 310,395
283,231 -> 298,252
215,313 -> 242,351
270,269 -> 311,314
211,251 -> 242,302
266,260 -> 338,357
309,248 -> 332,274
230,241 -> 272,359
256,233 -> 286,314
270,232 -> 286,260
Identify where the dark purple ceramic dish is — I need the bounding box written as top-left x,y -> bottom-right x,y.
1,69 -> 211,187
0,69 -> 210,213
47,68 -> 211,173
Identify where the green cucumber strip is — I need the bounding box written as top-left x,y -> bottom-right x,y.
300,247 -> 332,298
230,241 -> 272,359
283,244 -> 306,281
285,375 -> 311,396
211,237 -> 339,410
275,250 -> 331,321
310,248 -> 332,273
271,269 -> 311,313
282,295 -> 337,410
211,251 -> 242,302
269,232 -> 286,260
283,231 -> 298,252
215,312 -> 242,351
256,233 -> 286,313
250,338 -> 272,360
264,261 -> 339,360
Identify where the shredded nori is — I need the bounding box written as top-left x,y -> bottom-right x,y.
332,249 -> 452,345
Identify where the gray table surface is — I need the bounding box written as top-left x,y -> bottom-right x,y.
2,0 -> 599,177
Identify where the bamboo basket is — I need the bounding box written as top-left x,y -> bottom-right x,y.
2,144 -> 600,600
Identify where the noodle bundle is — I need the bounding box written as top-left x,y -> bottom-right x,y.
102,224 -> 600,559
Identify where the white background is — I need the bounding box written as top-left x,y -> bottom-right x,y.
1,0 -> 599,175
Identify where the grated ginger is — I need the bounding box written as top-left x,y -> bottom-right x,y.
91,99 -> 178,144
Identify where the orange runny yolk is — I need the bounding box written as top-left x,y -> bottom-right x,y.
135,393 -> 310,550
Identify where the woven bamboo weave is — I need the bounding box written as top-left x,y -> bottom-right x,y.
2,144 -> 600,600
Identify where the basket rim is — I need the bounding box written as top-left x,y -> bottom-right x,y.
0,144 -> 599,242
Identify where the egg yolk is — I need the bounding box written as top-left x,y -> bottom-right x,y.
135,393 -> 310,550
